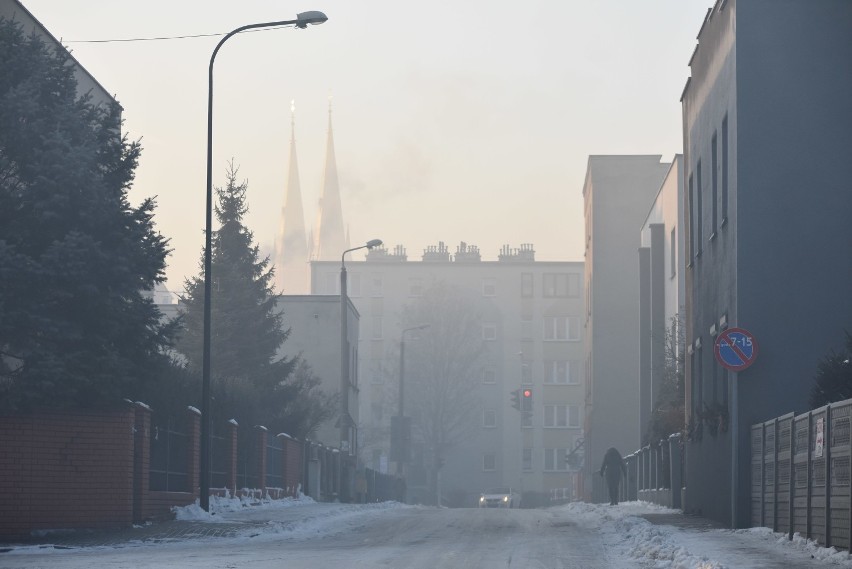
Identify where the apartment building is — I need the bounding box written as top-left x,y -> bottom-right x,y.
312,243 -> 584,504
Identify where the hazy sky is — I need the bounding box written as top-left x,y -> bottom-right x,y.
24,1 -> 710,292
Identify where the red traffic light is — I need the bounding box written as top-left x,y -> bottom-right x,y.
522,389 -> 532,398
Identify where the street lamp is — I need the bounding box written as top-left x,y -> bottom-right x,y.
339,239 -> 383,456
200,10 -> 328,512
395,324 -> 430,475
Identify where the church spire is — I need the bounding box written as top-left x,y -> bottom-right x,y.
312,96 -> 347,261
274,100 -> 309,293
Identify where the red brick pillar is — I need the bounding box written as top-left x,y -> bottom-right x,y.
132,402 -> 152,524
255,426 -> 268,496
226,419 -> 239,497
186,406 -> 201,500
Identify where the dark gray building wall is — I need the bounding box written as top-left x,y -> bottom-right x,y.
683,0 -> 852,528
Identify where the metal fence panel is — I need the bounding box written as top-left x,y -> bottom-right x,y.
777,414 -> 793,533
751,423 -> 764,527
831,401 -> 852,550
149,415 -> 189,492
811,408 -> 828,544
763,420 -> 776,528
793,413 -> 811,536
266,437 -> 284,490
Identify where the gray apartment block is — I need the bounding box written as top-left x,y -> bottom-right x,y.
582,155 -> 670,502
311,244 -> 584,504
682,0 -> 852,527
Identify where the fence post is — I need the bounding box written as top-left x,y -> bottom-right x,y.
186,406 -> 201,500
132,402 -> 152,524
226,419 -> 238,497
255,426 -> 268,496
825,405 -> 832,548
807,412 -> 813,540
670,434 -> 682,509
788,415 -> 796,541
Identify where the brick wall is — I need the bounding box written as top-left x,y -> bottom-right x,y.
0,407 -> 136,537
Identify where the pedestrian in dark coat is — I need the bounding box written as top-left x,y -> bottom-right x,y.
599,447 -> 626,505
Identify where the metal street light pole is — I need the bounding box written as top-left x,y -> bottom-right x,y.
396,324 -> 430,475
339,239 -> 383,457
200,10 -> 328,512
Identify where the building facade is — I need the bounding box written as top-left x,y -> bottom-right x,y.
681,0 -> 852,527
582,155 -> 671,501
274,295 -> 360,451
311,243 -> 585,505
638,156 -> 685,443
1,0 -> 116,111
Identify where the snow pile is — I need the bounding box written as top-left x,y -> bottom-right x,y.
173,492 -> 315,522
557,501 -> 722,568
739,527 -> 852,565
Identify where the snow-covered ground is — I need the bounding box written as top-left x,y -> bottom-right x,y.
4,497 -> 852,568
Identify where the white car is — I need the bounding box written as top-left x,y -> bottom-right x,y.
478,487 -> 522,508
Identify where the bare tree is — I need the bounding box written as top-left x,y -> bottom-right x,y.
400,281 -> 485,501
645,313 -> 686,445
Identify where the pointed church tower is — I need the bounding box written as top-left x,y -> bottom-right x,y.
274,101 -> 309,294
312,98 -> 347,261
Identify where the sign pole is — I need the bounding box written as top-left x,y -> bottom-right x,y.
731,371 -> 738,529
715,326 -> 758,530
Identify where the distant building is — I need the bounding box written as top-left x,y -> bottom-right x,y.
681,0 -> 852,527
312,243 -> 585,505
582,155 -> 670,502
275,295 -> 360,449
0,0 -> 117,111
638,156 -> 685,443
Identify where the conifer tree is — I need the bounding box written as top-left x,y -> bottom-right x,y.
809,332 -> 852,408
179,164 -> 335,438
0,19 -> 174,411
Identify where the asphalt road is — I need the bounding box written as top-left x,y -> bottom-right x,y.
0,506 -> 614,569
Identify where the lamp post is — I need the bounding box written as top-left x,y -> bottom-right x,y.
395,324 -> 430,475
200,10 -> 328,512
339,239 -> 383,457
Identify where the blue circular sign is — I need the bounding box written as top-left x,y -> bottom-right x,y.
714,327 -> 758,372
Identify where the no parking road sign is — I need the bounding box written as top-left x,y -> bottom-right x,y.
714,327 -> 758,372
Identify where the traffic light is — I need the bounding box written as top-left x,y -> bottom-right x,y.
510,389 -> 521,411
521,388 -> 533,421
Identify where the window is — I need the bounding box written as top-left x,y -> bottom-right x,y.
483,409 -> 497,428
482,278 -> 496,297
544,405 -> 580,428
711,132 -> 718,236
409,278 -> 423,297
520,315 -> 533,340
543,273 -> 580,298
521,273 -> 534,298
522,448 -> 533,472
483,452 -> 496,471
544,360 -> 580,385
670,227 -> 677,278
688,174 -> 695,262
482,323 -> 497,341
482,367 -> 497,384
696,161 -> 703,256
543,316 -> 580,341
371,316 -> 383,340
371,273 -> 383,297
721,115 -> 729,223
544,448 -> 569,472
521,360 -> 533,385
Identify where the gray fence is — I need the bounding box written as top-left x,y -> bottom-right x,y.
621,434 -> 683,508
752,400 -> 852,549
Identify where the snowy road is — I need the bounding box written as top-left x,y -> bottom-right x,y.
4,498 -> 852,568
